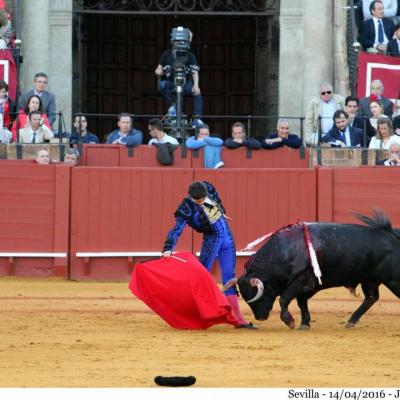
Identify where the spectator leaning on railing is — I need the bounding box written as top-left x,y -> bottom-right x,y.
186,124 -> 224,169
258,119 -> 302,149
224,122 -> 261,150
106,113 -> 143,146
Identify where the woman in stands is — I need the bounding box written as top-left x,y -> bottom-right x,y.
368,118 -> 400,150
365,97 -> 388,142
11,95 -> 51,142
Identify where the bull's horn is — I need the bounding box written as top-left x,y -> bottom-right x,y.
222,277 -> 238,292
247,278 -> 264,303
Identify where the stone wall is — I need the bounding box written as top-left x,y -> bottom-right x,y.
20,0 -> 73,130
279,0 -> 349,132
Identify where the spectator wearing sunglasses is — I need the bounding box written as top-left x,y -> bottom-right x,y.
304,82 -> 345,147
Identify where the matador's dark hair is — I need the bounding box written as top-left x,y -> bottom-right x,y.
188,181 -> 207,200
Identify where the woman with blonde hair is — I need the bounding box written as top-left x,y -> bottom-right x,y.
368,118 -> 400,150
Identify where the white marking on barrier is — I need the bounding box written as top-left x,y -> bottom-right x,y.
0,253 -> 67,257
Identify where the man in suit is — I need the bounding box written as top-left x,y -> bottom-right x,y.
358,79 -> 394,117
19,72 -> 56,125
387,22 -> 400,56
360,0 -> 395,53
19,111 -> 54,144
321,110 -> 364,147
376,142 -> 400,165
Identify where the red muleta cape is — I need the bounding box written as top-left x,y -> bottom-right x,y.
129,251 -> 237,329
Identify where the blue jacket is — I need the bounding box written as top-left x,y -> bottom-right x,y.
321,126 -> 364,147
162,182 -> 226,252
260,133 -> 302,149
186,136 -> 223,168
69,131 -> 100,144
106,129 -> 143,146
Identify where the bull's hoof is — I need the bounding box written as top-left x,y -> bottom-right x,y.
345,321 -> 357,328
287,320 -> 296,330
298,324 -> 311,330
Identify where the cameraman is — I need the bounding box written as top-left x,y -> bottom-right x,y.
154,28 -> 202,124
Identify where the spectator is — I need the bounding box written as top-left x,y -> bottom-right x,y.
63,148 -> 79,166
224,122 -> 261,149
362,0 -> 398,22
106,113 -> 143,146
365,98 -> 388,140
34,149 -> 50,165
358,80 -> 394,117
0,8 -> 12,49
155,27 -> 203,125
368,117 -> 400,149
321,110 -> 364,147
360,0 -> 395,53
304,82 -> 345,146
19,111 -> 54,144
12,95 -> 51,142
345,96 -> 365,130
0,80 -> 12,143
147,118 -> 179,145
69,115 -> 99,144
259,119 -> 302,149
19,72 -> 56,125
387,22 -> 400,56
186,124 -> 224,168
376,142 -> 400,165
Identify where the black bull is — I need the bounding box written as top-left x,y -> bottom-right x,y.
224,212 -> 400,329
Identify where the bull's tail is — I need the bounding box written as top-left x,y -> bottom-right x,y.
353,209 -> 400,238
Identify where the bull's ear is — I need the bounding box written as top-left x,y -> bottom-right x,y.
222,277 -> 238,292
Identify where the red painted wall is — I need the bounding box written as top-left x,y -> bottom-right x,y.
318,167 -> 400,225
80,145 -> 309,168
0,163 -> 70,277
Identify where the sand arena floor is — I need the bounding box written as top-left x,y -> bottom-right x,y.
1,277 -> 400,388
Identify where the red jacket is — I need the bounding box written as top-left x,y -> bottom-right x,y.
0,98 -> 12,128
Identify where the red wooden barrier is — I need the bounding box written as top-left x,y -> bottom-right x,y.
191,146 -> 309,168
317,167 -> 400,225
0,164 -> 70,277
79,144 -> 309,168
119,145 -> 191,168
69,167 -> 195,280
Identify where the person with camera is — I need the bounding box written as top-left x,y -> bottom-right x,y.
154,27 -> 203,126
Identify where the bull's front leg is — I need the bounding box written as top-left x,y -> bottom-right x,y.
296,296 -> 312,330
279,295 -> 295,329
279,274 -> 315,329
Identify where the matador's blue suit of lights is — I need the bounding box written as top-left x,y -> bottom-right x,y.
162,181 -> 237,296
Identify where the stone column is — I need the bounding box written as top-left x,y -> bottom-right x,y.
302,1 -> 334,114
20,0 -> 51,94
279,0 -> 304,132
333,0 -> 350,97
20,0 -> 73,129
49,0 -> 73,130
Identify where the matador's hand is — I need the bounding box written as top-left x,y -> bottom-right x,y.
162,251 -> 171,258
